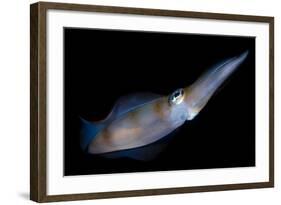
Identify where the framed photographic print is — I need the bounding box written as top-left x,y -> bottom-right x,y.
30,1 -> 274,202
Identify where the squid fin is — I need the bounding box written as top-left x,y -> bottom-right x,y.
79,117 -> 105,151
106,92 -> 162,121
101,144 -> 166,161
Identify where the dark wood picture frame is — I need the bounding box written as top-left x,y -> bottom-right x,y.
30,1 -> 274,202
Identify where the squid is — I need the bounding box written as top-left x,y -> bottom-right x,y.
80,51 -> 249,160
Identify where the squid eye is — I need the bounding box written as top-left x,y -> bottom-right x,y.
169,88 -> 185,105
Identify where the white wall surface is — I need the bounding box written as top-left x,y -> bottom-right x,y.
0,0 -> 279,204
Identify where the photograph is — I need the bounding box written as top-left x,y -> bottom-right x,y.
63,28 -> 256,176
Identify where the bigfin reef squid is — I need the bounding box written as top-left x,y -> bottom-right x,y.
80,51 -> 249,160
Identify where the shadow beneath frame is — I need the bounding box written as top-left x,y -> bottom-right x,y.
18,192 -> 29,200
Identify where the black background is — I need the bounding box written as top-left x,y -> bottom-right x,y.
64,28 -> 255,176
